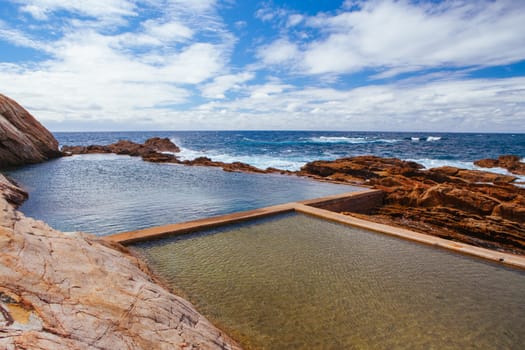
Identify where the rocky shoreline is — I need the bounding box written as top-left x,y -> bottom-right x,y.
1,94 -> 241,349
300,156 -> 525,255
63,138 -> 525,255
2,93 -> 524,349
0,174 -> 241,349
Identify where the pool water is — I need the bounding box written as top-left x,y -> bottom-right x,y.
132,213 -> 525,350
6,154 -> 356,235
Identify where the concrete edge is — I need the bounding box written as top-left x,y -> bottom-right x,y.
104,189 -> 525,270
294,203 -> 525,270
103,202 -> 296,245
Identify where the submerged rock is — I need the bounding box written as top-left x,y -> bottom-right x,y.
300,155 -> 525,255
0,94 -> 62,168
0,175 -> 241,349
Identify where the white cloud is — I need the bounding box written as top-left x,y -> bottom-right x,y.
201,72 -> 254,99
1,0 -> 524,132
257,38 -> 299,65
143,20 -> 194,42
191,77 -> 525,132
0,0 -> 230,126
260,0 -> 525,76
14,0 -> 136,21
20,5 -> 48,20
286,14 -> 303,27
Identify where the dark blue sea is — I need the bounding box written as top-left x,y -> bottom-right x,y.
56,131 -> 525,171
6,131 -> 524,236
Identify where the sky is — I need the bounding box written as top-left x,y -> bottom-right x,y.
0,0 -> 524,132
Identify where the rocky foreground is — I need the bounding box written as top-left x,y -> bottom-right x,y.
63,138 -> 525,255
0,174 -> 241,349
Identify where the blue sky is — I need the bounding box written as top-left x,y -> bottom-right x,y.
0,0 -> 524,132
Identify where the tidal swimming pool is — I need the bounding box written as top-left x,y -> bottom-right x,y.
131,213 -> 525,350
6,154 -> 357,235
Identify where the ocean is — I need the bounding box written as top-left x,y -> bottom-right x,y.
6,131 -> 524,236
56,130 -> 525,172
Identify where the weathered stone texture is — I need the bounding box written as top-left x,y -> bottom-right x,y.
0,94 -> 61,168
300,155 -> 525,255
0,175 -> 241,350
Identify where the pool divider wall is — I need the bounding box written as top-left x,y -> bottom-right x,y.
104,189 -> 525,270
299,189 -> 384,213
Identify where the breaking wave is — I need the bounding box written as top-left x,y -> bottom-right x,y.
176,145 -> 306,171
308,136 -> 400,144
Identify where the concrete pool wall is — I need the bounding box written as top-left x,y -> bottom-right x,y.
104,188 -> 525,269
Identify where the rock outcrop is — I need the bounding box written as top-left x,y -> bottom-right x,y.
63,139 -> 271,174
0,94 -> 61,168
474,155 -> 525,175
0,175 -> 241,349
299,156 -> 525,255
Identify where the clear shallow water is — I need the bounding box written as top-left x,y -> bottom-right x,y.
6,154 -> 356,235
132,213 -> 525,350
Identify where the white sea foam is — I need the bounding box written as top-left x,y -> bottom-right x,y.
309,136 -> 400,144
426,136 -> 442,142
409,158 -> 525,182
411,137 -> 420,141
176,145 -> 306,171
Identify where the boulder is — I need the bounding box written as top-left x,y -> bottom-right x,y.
0,94 -> 62,168
144,137 -> 180,153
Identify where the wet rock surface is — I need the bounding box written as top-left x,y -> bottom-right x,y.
299,155 -> 525,255
474,155 -> 525,175
0,175 -> 241,350
0,94 -> 61,168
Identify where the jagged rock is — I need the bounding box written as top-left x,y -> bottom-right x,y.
0,174 -> 28,207
0,94 -> 62,168
144,137 -> 180,153
474,155 -> 525,175
0,175 -> 241,349
299,156 -> 423,180
300,155 -> 525,254
63,140 -> 271,174
62,137 -> 181,160
428,166 -> 517,184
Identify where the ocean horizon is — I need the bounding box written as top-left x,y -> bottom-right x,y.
54,130 -> 525,173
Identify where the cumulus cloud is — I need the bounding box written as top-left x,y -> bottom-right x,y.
1,0 -> 524,132
259,0 -> 525,76
201,72 -> 255,99
257,38 -> 300,65
14,0 -> 136,21
0,0 -> 230,126
192,77 -> 525,132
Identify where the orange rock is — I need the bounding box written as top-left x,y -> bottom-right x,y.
474,155 -> 525,175
300,156 -> 525,254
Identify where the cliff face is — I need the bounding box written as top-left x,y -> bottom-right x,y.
0,175 -> 241,349
0,94 -> 61,168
